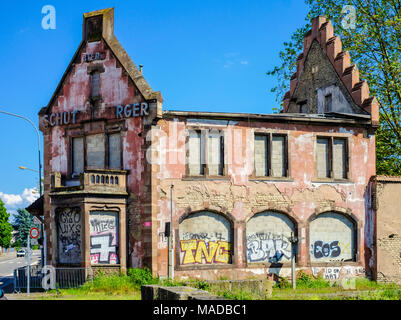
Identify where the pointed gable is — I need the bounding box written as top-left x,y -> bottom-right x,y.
40,8 -> 162,116
282,16 -> 379,127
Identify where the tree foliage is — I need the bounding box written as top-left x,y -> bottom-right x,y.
12,208 -> 38,247
0,199 -> 13,248
267,0 -> 401,175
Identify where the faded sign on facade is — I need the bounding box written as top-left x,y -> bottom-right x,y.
90,211 -> 119,264
179,211 -> 231,265
246,212 -> 294,264
57,208 -> 82,264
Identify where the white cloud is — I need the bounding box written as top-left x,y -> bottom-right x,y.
0,187 -> 39,217
240,61 -> 249,65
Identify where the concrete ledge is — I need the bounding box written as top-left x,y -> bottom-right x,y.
141,285 -> 226,300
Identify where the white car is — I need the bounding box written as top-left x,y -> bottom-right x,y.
16,249 -> 26,257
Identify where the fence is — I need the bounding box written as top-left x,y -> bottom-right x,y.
0,247 -> 16,254
14,266 -> 93,292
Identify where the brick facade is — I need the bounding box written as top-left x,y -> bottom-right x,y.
31,10 -> 380,282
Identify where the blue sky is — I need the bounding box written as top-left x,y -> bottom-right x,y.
0,0 -> 309,218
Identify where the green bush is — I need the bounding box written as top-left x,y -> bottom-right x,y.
296,271 -> 331,289
127,268 -> 158,288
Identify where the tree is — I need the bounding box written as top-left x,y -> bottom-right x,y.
0,199 -> 13,248
12,208 -> 38,248
267,0 -> 401,175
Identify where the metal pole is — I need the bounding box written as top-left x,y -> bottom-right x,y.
291,232 -> 296,290
169,185 -> 174,280
44,231 -> 47,268
27,234 -> 31,296
0,110 -> 44,270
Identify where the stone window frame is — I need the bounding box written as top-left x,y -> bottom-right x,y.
174,209 -> 236,271
243,209 -> 300,269
250,131 -> 290,180
306,210 -> 360,267
313,134 -> 351,182
67,128 -> 124,179
184,127 -> 228,180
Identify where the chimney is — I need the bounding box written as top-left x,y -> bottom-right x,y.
83,8 -> 114,42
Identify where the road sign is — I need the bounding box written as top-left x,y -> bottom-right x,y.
30,227 -> 40,239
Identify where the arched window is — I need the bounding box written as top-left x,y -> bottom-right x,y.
179,211 -> 232,266
246,211 -> 296,264
309,212 -> 356,262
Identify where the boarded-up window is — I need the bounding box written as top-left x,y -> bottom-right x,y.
254,134 -> 288,177
208,132 -> 224,176
188,131 -> 204,176
271,136 -> 286,177
57,208 -> 82,265
90,212 -> 119,265
108,133 -> 121,169
333,139 -> 347,179
72,137 -> 84,175
179,211 -> 232,265
91,71 -> 100,97
87,134 -> 105,169
310,212 -> 355,262
254,135 -> 268,177
246,211 -> 295,264
317,138 -> 330,178
317,137 -> 348,179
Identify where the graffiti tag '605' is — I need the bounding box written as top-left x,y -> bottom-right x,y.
312,241 -> 341,259
180,240 -> 231,265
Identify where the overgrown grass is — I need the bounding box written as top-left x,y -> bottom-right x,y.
41,268 -> 186,300
32,268 -> 401,301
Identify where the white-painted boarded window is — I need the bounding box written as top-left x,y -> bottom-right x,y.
333,138 -> 347,179
208,132 -> 224,176
271,136 -> 286,177
87,134 -> 105,169
310,212 -> 355,262
317,138 -> 330,178
72,137 -> 84,175
188,131 -> 204,176
108,133 -> 121,169
254,134 -> 268,176
246,211 -> 295,264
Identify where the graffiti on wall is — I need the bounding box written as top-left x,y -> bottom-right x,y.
57,208 -> 82,264
247,233 -> 292,263
179,211 -> 232,265
312,266 -> 365,280
311,241 -> 352,261
179,232 -> 231,265
90,212 -> 119,264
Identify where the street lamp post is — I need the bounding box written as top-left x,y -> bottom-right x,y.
0,110 -> 44,268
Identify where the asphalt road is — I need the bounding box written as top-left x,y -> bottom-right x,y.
0,251 -> 41,293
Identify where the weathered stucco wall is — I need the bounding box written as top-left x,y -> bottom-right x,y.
374,177 -> 401,284
151,119 -> 376,280
40,37 -> 153,270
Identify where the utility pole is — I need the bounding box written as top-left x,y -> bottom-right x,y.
168,184 -> 174,280
290,232 -> 298,290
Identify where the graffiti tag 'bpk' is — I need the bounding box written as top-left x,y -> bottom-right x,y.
247,239 -> 292,263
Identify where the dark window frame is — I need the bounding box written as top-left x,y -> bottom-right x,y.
69,132 -> 123,178
185,129 -> 226,178
316,136 -> 349,180
252,132 -> 289,179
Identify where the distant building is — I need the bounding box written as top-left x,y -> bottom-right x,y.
27,9 -> 383,281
